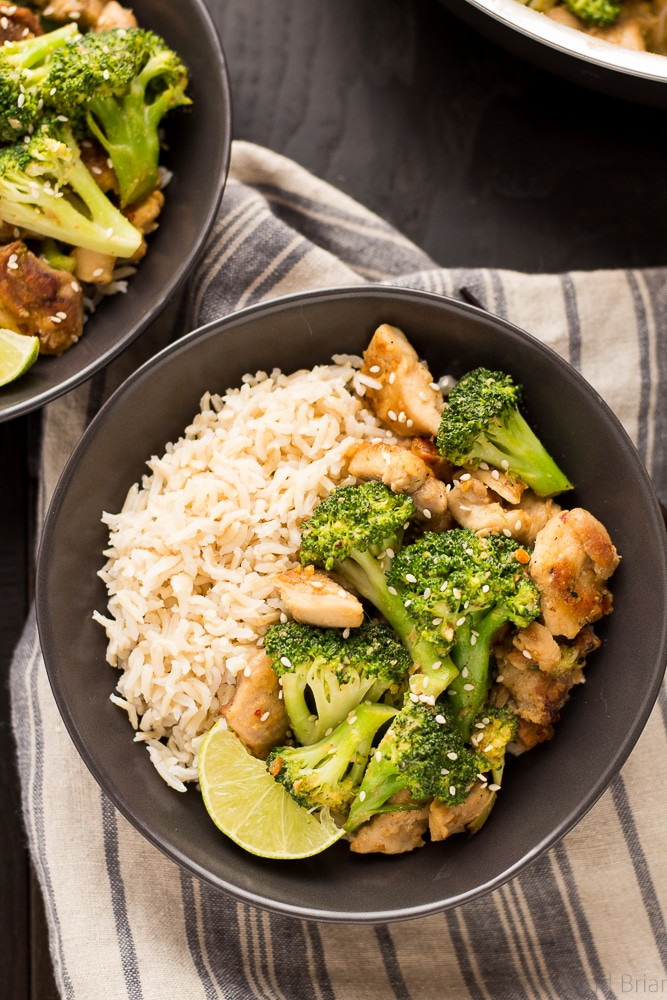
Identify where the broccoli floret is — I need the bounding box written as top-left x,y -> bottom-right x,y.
0,23 -> 80,141
436,367 -> 573,497
299,481 -> 459,698
0,119 -> 143,257
266,701 -> 397,814
389,529 -> 540,739
564,0 -> 620,25
345,697 -> 480,832
45,27 -> 190,205
470,704 -> 518,772
264,619 -> 411,746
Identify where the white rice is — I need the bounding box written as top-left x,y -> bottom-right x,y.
94,356 -> 395,790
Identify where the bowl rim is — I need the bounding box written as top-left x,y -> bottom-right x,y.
36,284 -> 667,921
0,0 -> 232,423
458,0 -> 667,82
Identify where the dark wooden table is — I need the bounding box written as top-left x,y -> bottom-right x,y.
2,0 -> 667,995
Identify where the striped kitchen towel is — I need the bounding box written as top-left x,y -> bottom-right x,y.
10,140 -> 667,1000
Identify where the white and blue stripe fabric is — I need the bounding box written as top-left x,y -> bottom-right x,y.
11,141 -> 667,999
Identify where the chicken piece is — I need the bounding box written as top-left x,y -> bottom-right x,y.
80,141 -> 119,196
95,1 -> 137,30
0,4 -> 43,42
42,0 -> 105,27
471,466 -> 526,505
348,439 -> 428,494
493,658 -> 581,727
410,436 -> 455,483
0,241 -> 83,354
348,439 -> 451,528
512,621 -> 561,674
349,790 -> 430,854
274,566 -> 364,629
123,187 -> 164,235
73,247 -> 116,285
529,508 -> 619,639
220,649 -> 289,759
122,188 -> 165,262
515,491 -> 562,546
360,324 -> 443,437
447,474 -> 531,539
429,782 -> 493,841
511,716 -> 556,752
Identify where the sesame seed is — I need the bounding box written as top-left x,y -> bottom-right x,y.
406,419 -> 413,428
49,315 -> 62,324
463,683 -> 475,691
280,656 -> 292,668
385,548 -> 395,558
359,790 -> 366,801
462,667 -> 469,678
446,751 -> 458,760
243,665 -> 252,677
488,783 -> 501,792
482,584 -> 490,593
522,649 -> 532,659
432,617 -> 442,626
422,508 -> 431,518
496,674 -> 504,683
17,93 -> 25,108
388,372 -> 396,384
404,599 -> 412,607
435,714 -> 446,724
449,785 -> 456,796
491,468 -> 500,479
502,528 -> 512,537
456,616 -> 466,627
440,768 -> 449,776
369,364 -> 380,373
387,585 -> 398,596
409,692 -> 419,703
92,268 -> 105,278
259,710 -> 270,722
501,460 -> 510,470
387,409 -> 397,421
405,573 -> 417,583
375,750 -> 382,762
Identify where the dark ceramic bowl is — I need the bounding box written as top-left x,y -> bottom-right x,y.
440,0 -> 667,106
0,0 -> 231,422
36,286 -> 667,922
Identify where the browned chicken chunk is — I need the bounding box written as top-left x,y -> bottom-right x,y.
122,187 -> 165,262
429,782 -> 493,841
0,241 -> 83,354
0,4 -> 43,42
447,474 -> 532,540
80,140 -> 119,196
529,508 -> 619,638
359,324 -> 443,437
220,649 -> 289,759
349,790 -> 430,854
41,0 -> 105,28
348,439 -> 451,527
274,566 -> 364,629
95,1 -> 137,30
410,436 -> 455,483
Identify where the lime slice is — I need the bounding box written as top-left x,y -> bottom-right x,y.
198,721 -> 345,859
0,328 -> 40,387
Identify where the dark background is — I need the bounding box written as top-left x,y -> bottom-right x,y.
2,0 -> 666,994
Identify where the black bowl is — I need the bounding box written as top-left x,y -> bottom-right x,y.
36,286 -> 667,922
440,0 -> 667,106
0,0 -> 232,422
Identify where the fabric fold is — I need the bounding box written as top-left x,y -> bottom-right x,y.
10,140 -> 666,1000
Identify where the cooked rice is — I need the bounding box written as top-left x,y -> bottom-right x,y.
94,356 -> 396,790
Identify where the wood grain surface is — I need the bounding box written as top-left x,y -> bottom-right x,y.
1,0 -> 666,994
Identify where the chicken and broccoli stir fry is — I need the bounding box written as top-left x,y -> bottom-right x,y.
0,2 -> 190,361
218,324 -> 619,856
517,0 -> 667,54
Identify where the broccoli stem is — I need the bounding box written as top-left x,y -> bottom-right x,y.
446,604 -> 509,740
3,23 -> 79,69
87,52 -> 182,206
477,407 -> 573,497
337,548 -> 459,697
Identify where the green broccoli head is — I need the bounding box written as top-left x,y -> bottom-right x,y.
44,27 -> 191,205
565,0 -> 620,25
266,701 -> 397,814
436,367 -> 573,497
264,619 -> 411,745
0,22 -> 80,141
0,119 -> 142,256
299,480 -> 416,572
470,705 -> 518,771
345,697 -> 480,831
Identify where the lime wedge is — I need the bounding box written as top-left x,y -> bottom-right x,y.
0,328 -> 40,387
198,721 -> 345,859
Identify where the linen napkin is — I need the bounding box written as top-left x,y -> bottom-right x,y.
10,140 -> 667,1000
